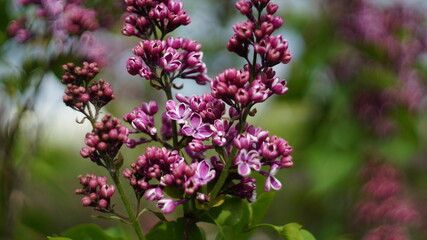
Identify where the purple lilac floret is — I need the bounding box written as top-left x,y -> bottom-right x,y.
75,174 -> 115,211
124,101 -> 159,136
181,113 -> 213,140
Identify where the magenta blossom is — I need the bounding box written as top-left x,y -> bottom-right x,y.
235,149 -> 261,176
181,113 -> 213,139
165,100 -> 192,125
160,48 -> 182,72
144,187 -> 164,201
192,160 -> 216,186
264,164 -> 282,192
157,198 -> 184,214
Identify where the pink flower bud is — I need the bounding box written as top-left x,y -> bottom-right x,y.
81,197 -> 92,206
98,199 -> 108,209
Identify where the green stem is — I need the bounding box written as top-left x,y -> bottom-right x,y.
245,223 -> 277,232
164,79 -> 179,148
208,149 -> 234,206
209,106 -> 251,206
110,172 -> 145,240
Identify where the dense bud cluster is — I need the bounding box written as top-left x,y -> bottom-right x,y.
127,37 -> 210,85
212,66 -> 288,108
211,0 -> 291,114
62,62 -> 114,110
80,115 -> 129,165
228,0 -> 291,66
75,174 -> 115,210
122,0 -> 191,38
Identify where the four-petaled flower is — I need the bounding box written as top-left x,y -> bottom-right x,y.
235,149 -> 261,176
192,160 -> 216,186
181,113 -> 213,139
165,100 -> 191,125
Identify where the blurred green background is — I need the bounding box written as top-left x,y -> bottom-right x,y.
1,0 -> 426,239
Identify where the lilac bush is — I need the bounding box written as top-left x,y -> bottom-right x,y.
58,0 -> 313,239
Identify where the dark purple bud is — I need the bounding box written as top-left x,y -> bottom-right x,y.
267,3 -> 278,14
141,101 -> 159,115
127,57 -> 143,75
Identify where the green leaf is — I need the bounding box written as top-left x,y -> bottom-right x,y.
280,223 -> 303,240
149,209 -> 168,222
146,218 -> 205,240
61,224 -> 126,240
249,192 -> 275,226
300,229 -> 316,240
47,237 -> 72,240
209,197 -> 243,226
209,198 -> 251,240
266,223 -> 317,240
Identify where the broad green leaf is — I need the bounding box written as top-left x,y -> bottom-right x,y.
47,237 -> 72,240
213,199 -> 251,240
280,223 -> 303,240
300,229 -> 316,240
249,192 -> 275,226
149,210 -> 168,222
61,224 -> 126,240
209,197 -> 243,226
146,218 -> 204,240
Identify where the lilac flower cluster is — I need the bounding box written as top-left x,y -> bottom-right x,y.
62,62 -> 114,111
10,0 -> 98,38
230,1 -> 291,65
123,146 -> 216,213
127,36 -> 210,85
75,174 -> 116,211
7,0 -> 106,64
120,0 -> 294,214
212,0 -> 291,111
335,0 -> 427,136
233,126 -> 293,191
80,114 -> 129,167
122,0 -> 190,39
356,161 -> 418,240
